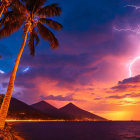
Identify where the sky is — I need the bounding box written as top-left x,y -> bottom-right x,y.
1,0 -> 140,120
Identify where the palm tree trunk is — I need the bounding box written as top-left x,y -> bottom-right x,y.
0,3 -> 5,17
0,23 -> 31,130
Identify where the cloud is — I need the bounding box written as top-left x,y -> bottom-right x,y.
119,75 -> 140,84
94,92 -> 140,101
1,0 -> 140,111
108,75 -> 140,93
106,94 -> 130,99
16,52 -> 99,88
110,84 -> 138,92
40,94 -> 77,101
94,97 -> 102,100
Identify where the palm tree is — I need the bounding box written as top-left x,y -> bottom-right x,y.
0,0 -> 23,17
0,0 -> 62,129
0,0 -> 12,17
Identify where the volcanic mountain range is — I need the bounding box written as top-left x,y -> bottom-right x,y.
0,95 -> 107,121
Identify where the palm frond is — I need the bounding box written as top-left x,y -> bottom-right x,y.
32,0 -> 47,13
28,31 -> 35,56
0,0 -> 61,51
3,7 -> 8,14
32,29 -> 40,45
0,2 -> 4,9
0,11 -> 25,26
0,19 -> 24,38
37,3 -> 61,17
37,22 -> 58,48
22,0 -> 46,12
39,18 -> 62,30
0,0 -> 26,38
11,0 -> 27,13
0,2 -> 5,15
28,29 -> 40,56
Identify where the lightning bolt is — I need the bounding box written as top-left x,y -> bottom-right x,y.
114,4 -> 140,78
113,26 -> 140,35
113,26 -> 140,78
125,5 -> 140,10
129,56 -> 140,77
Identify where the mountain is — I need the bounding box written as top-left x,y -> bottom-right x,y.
59,103 -> 107,121
31,101 -> 107,121
0,95 -> 49,120
0,94 -> 107,121
31,101 -> 72,120
31,101 -> 60,118
31,101 -> 58,113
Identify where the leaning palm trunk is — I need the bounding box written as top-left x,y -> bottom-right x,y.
0,23 -> 31,130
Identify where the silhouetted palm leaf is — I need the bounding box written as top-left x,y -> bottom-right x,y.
0,19 -> 24,37
0,0 -> 62,49
0,0 -> 15,17
37,23 -> 58,48
39,18 -> 63,30
0,9 -> 25,37
28,32 -> 35,56
22,0 -> 46,12
28,29 -> 39,55
12,0 -> 27,13
0,11 -> 25,25
37,3 -> 61,17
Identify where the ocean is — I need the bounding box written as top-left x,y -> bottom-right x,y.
11,121 -> 140,140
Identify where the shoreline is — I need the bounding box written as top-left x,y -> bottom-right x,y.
6,120 -> 140,122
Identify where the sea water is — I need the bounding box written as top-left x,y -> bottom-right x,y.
12,121 -> 140,140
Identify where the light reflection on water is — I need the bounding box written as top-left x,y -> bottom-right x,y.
11,121 -> 140,140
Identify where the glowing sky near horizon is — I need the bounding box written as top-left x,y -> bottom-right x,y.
1,0 -> 140,120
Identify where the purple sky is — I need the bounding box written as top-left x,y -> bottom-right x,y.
1,0 -> 140,120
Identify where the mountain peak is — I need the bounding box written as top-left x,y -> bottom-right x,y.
59,102 -> 80,111
59,102 -> 107,121
67,102 -> 75,106
31,100 -> 58,112
32,100 -> 55,107
37,100 -> 47,105
31,100 -> 70,119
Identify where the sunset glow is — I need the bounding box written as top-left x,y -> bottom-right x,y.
6,120 -> 65,122
1,0 -> 140,121
2,1 -> 140,140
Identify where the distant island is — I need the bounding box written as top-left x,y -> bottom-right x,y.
0,94 -> 107,121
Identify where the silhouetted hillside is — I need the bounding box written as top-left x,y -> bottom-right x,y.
31,101 -> 72,120
0,95 -> 49,120
59,103 -> 107,121
0,94 -> 107,121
